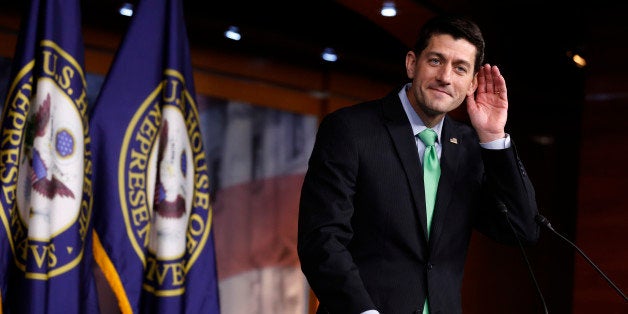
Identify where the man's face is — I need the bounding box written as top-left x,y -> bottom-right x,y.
405,34 -> 478,119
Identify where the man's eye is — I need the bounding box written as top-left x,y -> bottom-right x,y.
456,66 -> 468,74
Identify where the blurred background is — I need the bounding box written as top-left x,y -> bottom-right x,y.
0,0 -> 626,313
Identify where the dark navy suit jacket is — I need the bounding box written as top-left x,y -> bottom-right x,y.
297,86 -> 539,314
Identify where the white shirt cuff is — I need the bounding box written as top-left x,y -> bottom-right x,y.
480,133 -> 511,149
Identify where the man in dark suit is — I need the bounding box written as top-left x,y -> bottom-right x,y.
297,15 -> 539,314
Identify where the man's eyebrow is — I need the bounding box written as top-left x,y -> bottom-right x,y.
424,51 -> 472,67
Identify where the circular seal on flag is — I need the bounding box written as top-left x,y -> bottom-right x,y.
119,70 -> 212,296
0,41 -> 92,279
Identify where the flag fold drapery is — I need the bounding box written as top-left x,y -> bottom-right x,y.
0,0 -> 99,313
90,0 -> 220,313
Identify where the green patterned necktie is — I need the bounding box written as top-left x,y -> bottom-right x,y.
418,128 -> 440,237
418,128 -> 440,314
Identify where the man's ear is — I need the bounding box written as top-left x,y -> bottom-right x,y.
467,75 -> 478,96
405,51 -> 416,79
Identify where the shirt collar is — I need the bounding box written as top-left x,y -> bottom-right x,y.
398,83 -> 444,142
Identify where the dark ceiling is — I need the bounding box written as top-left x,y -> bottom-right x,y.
76,0 -> 626,103
81,0 -> 414,83
1,0 -> 626,106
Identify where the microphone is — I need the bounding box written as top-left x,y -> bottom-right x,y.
499,202 -> 549,314
535,214 -> 628,301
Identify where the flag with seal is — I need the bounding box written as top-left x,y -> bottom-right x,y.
89,0 -> 220,313
0,0 -> 99,313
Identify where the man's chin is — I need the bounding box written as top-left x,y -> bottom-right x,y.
422,103 -> 449,116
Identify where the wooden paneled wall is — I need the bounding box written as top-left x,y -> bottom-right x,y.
573,75 -> 628,312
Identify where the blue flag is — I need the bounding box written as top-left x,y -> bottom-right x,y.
89,0 -> 221,313
0,0 -> 99,313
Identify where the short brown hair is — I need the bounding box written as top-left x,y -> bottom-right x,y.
412,15 -> 485,73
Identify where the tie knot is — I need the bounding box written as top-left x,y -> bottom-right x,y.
418,129 -> 437,146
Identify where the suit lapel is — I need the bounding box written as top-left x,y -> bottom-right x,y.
429,116 -> 463,247
381,90 -> 467,246
381,90 -> 430,240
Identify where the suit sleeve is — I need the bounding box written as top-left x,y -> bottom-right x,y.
297,112 -> 376,314
474,139 -> 540,245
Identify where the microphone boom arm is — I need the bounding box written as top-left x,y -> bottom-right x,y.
535,214 -> 628,302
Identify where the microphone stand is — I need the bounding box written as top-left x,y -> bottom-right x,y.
535,214 -> 628,302
500,204 -> 549,314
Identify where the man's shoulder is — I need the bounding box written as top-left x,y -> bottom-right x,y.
329,87 -> 402,117
326,97 -> 386,120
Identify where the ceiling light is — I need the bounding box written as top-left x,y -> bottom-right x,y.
380,1 -> 397,17
225,26 -> 241,41
321,48 -> 338,62
119,3 -> 133,17
566,50 -> 586,68
571,53 -> 586,68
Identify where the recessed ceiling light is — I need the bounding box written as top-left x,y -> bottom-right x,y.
321,48 -> 338,62
380,1 -> 397,17
225,26 -> 241,41
119,3 -> 133,17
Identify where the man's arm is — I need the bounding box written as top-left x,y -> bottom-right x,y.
297,112 -> 376,314
475,142 -> 540,245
